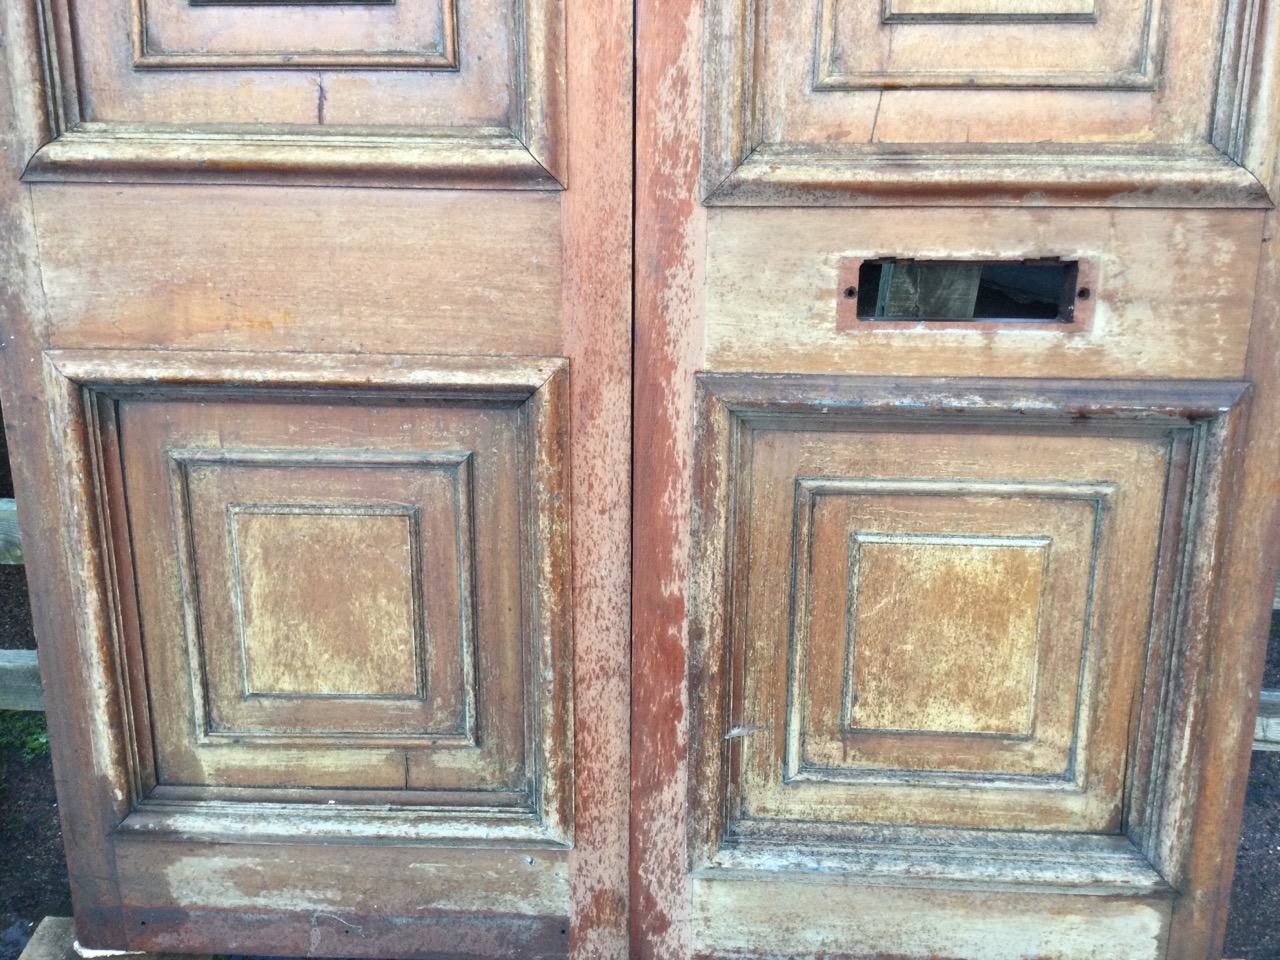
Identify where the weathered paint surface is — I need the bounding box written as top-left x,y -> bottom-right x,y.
633,0 -> 708,955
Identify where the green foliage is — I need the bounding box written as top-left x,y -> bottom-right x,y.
0,710 -> 49,764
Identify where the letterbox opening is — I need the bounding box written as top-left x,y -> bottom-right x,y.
848,259 -> 1084,323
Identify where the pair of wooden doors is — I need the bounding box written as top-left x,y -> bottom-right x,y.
1,0 -> 1279,957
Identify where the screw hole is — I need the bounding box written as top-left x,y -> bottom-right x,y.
843,286 -> 858,299
1077,287 -> 1091,300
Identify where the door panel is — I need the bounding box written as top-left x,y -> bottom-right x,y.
704,208 -> 1264,378
30,0 -> 564,185
636,0 -> 1280,956
701,0 -> 1270,203
88,356 -> 569,825
0,0 -> 631,952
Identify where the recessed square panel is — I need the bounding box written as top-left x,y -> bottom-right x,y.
816,0 -> 1151,88
136,0 -> 458,68
700,0 -> 1264,204
102,375 -> 570,817
29,0 -> 567,188
847,533 -> 1047,736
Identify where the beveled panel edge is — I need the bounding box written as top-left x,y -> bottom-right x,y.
705,143 -> 1273,207
700,373 -> 1251,425
700,829 -> 1171,896
23,124 -> 561,190
114,799 -> 572,847
685,372 -> 1253,890
44,349 -> 566,398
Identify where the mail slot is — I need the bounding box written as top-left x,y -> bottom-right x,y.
836,256 -> 1098,331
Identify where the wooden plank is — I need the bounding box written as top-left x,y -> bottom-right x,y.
0,498 -> 21,564
1255,690 -> 1280,751
0,648 -> 42,711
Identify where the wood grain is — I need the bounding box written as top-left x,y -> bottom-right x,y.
559,0 -> 633,952
32,186 -> 563,356
0,0 -> 134,941
1156,205 -> 1280,959
691,880 -> 1171,960
706,206 -> 1264,379
701,0 -> 1270,205
34,0 -> 569,187
632,0 -> 706,951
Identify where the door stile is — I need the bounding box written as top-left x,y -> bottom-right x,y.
1172,202 -> 1280,956
0,1 -> 134,945
632,0 -> 707,957
561,0 -> 634,954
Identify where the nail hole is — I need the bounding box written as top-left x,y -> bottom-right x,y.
1077,287 -> 1091,300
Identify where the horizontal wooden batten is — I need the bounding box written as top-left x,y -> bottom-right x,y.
706,145 -> 1272,207
24,125 -> 562,190
1256,690 -> 1280,751
0,649 -> 42,711
0,498 -> 20,563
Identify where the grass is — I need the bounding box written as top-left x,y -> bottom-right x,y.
0,712 -> 48,765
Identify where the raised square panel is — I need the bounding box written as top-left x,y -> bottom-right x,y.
233,506 -> 422,698
847,534 -> 1047,735
171,449 -> 476,743
741,428 -> 1151,835
790,479 -> 1104,783
136,0 -> 457,68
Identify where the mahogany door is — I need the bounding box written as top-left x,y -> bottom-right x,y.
0,0 -> 631,956
633,1 -> 1280,959
2,0 -> 1279,957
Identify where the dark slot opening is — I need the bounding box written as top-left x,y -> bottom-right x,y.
853,259 -> 1082,323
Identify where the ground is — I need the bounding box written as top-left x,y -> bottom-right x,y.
0,568 -> 1276,959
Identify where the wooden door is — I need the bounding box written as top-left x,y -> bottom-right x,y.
0,0 -> 631,956
633,1 -> 1280,959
